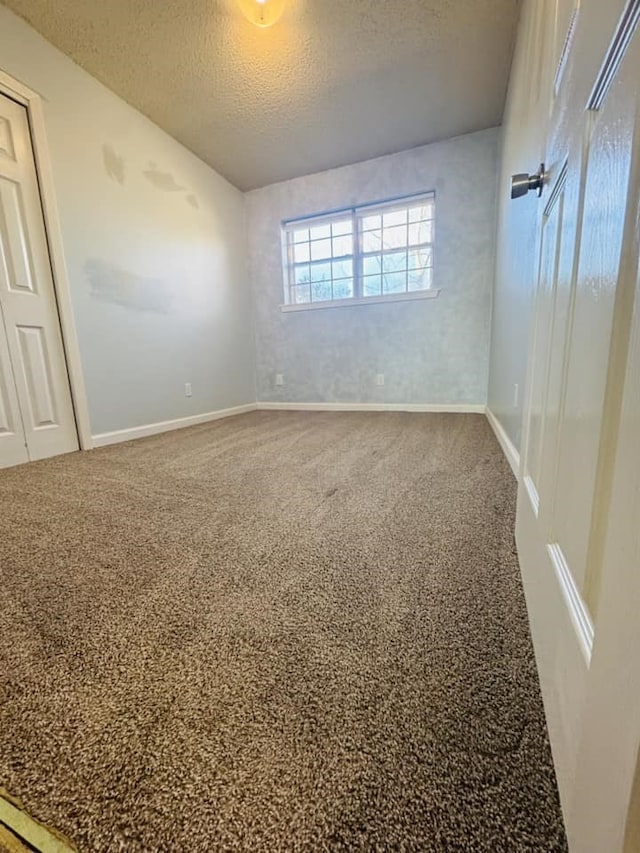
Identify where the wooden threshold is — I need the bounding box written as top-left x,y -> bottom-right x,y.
0,792 -> 75,853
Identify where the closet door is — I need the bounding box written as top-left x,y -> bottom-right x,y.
0,92 -> 78,466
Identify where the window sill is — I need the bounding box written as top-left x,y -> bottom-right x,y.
280,289 -> 441,313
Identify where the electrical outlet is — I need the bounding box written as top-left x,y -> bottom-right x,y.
375,373 -> 385,387
185,382 -> 192,397
275,374 -> 284,386
513,383 -> 519,407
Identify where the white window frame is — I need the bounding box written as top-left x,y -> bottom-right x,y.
280,192 -> 439,312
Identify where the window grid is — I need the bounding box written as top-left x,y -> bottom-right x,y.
287,217 -> 354,305
357,204 -> 434,299
284,193 -> 435,306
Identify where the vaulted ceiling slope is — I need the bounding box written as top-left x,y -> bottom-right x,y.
3,0 -> 521,190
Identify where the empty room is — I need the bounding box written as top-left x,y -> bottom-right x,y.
0,0 -> 639,850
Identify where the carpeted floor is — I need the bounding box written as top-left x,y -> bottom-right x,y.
0,411 -> 567,852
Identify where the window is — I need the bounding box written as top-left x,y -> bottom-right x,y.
281,193 -> 436,309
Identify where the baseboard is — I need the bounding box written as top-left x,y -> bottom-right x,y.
485,408 -> 520,478
92,404 -> 257,448
256,402 -> 487,414
92,401 -> 495,449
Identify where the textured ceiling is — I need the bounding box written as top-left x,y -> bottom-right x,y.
3,0 -> 521,190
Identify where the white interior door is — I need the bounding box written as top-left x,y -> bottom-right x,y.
516,1 -> 640,849
0,91 -> 78,467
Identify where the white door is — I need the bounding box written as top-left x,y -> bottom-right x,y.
0,92 -> 78,467
516,0 -> 640,849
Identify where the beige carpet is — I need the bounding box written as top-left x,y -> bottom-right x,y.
0,411 -> 567,851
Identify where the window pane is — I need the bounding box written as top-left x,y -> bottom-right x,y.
311,280 -> 332,302
408,221 -> 433,245
408,266 -> 432,291
363,275 -> 382,296
382,250 -> 407,273
309,223 -> 331,240
332,259 -> 353,279
310,238 -> 332,261
294,264 -> 310,284
332,235 -> 353,257
333,278 -> 353,299
332,219 -> 352,237
383,224 -> 407,249
363,256 -> 382,276
383,209 -> 407,228
408,203 -> 434,222
285,196 -> 434,306
294,242 -> 310,263
362,230 -> 381,253
293,284 -> 310,303
361,214 -> 381,231
408,247 -> 433,269
383,271 -> 407,294
309,261 -> 331,283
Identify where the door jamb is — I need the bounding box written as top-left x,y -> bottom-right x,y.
0,68 -> 93,450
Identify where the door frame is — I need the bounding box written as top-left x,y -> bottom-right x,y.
0,69 -> 93,451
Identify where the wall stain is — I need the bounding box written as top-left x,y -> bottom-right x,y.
143,162 -> 185,192
84,259 -> 173,314
103,145 -> 125,185
186,193 -> 200,209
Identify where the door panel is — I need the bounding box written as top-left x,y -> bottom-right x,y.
0,92 -> 77,466
523,172 -> 564,517
537,159 -> 581,538
569,184 -> 640,851
552,79 -> 637,598
518,157 -> 592,809
0,307 -> 28,467
0,176 -> 37,293
16,325 -> 58,428
0,115 -> 16,162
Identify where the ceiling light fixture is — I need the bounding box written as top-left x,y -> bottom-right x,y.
237,0 -> 286,28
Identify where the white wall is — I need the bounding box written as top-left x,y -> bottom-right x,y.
247,129 -> 499,407
0,5 -> 255,437
487,3 -> 551,451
